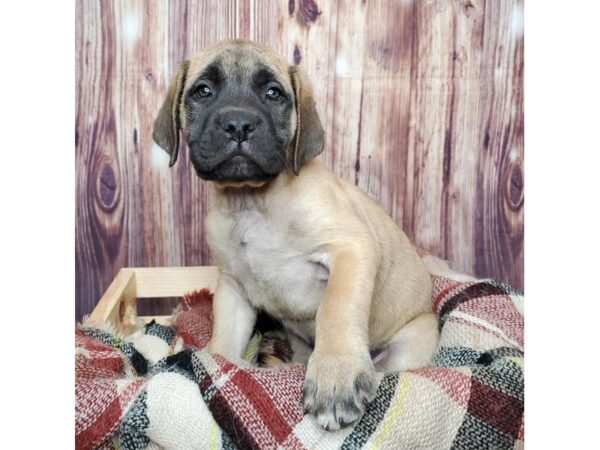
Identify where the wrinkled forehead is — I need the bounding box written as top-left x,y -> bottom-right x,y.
185,44 -> 292,93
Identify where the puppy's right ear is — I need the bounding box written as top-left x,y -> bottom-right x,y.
152,61 -> 190,167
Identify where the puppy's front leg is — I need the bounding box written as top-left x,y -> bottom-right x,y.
304,244 -> 377,430
207,272 -> 257,361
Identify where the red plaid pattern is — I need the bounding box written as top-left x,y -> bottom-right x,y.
76,272 -> 524,449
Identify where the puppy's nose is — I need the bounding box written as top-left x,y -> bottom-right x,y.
221,112 -> 258,142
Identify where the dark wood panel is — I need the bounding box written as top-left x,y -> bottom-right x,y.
75,0 -> 524,321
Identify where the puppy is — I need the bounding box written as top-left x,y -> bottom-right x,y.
153,40 -> 439,430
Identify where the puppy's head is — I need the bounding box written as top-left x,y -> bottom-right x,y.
152,40 -> 324,186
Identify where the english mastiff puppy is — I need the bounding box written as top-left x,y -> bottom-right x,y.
153,40 -> 439,430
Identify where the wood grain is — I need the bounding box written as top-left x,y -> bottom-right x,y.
76,0 -> 524,321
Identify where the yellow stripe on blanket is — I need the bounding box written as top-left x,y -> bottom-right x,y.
209,420 -> 219,450
370,372 -> 411,449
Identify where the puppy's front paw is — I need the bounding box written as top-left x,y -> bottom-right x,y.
303,353 -> 376,431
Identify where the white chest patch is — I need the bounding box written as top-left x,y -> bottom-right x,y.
210,209 -> 329,322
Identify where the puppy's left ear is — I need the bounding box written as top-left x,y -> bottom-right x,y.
152,61 -> 190,167
289,66 -> 325,175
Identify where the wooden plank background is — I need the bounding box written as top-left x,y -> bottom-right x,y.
75,0 -> 524,321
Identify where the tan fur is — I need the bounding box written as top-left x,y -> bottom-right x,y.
206,161 -> 434,350
153,40 -> 438,430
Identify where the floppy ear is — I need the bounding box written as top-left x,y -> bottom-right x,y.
289,66 -> 325,175
152,61 -> 190,167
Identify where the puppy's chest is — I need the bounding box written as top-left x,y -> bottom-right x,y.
210,210 -> 328,319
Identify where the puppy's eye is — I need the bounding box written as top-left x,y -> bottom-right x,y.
266,87 -> 282,100
194,84 -> 212,98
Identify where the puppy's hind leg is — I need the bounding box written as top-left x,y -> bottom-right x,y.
286,331 -> 313,365
375,313 -> 440,372
259,330 -> 314,368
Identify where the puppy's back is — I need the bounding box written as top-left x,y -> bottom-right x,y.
294,159 -> 433,348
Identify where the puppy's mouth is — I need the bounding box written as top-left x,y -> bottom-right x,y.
194,148 -> 273,182
216,154 -> 266,179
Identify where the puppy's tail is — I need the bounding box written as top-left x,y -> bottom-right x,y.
422,255 -> 477,281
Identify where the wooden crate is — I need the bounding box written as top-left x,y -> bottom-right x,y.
89,266 -> 219,334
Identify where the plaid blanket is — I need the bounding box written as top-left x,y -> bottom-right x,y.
75,259 -> 524,449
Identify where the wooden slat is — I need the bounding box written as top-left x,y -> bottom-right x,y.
405,0 -> 454,256
132,266 -> 219,298
358,0 -> 414,217
474,0 -> 524,284
444,0 -> 486,277
76,0 -> 123,322
88,268 -> 136,329
323,0 -> 367,182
